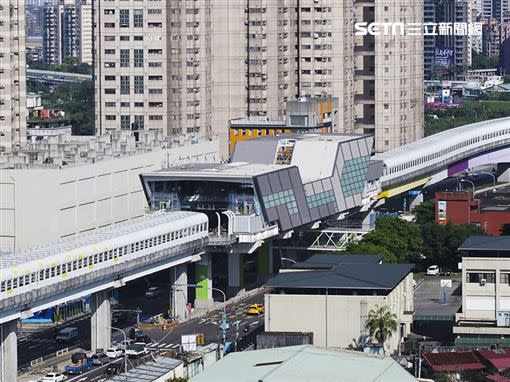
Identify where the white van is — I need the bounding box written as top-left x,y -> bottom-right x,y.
56,327 -> 78,343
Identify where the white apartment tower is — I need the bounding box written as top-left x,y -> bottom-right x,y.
43,0 -> 93,65
0,0 -> 27,152
94,1 -> 424,156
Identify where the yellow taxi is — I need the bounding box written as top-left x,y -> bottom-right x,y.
246,304 -> 264,315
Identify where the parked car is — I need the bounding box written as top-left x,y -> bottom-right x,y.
440,268 -> 454,276
145,287 -> 161,299
246,304 -> 264,315
55,327 -> 78,343
105,363 -> 122,376
426,265 -> 440,276
42,373 -> 65,382
105,347 -> 124,359
91,352 -> 110,366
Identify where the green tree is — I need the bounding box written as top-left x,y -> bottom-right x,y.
346,216 -> 423,263
420,222 -> 485,268
346,242 -> 397,263
412,200 -> 435,225
365,305 -> 398,351
501,224 -> 510,236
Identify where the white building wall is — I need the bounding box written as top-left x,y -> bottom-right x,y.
0,139 -> 219,251
264,273 -> 413,353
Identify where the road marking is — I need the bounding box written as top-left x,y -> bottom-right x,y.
164,343 -> 174,348
250,321 -> 259,326
157,343 -> 166,348
77,378 -> 87,382
198,318 -> 207,324
171,344 -> 180,349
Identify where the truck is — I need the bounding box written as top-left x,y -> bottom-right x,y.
125,343 -> 148,358
64,352 -> 92,375
55,327 -> 78,343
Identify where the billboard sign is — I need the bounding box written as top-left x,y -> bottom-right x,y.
438,200 -> 447,224
434,47 -> 454,68
181,334 -> 197,352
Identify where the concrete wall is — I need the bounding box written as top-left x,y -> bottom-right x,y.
0,139 -> 219,251
264,273 -> 413,353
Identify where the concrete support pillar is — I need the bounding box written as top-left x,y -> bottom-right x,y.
257,241 -> 274,283
0,320 -> 17,382
171,264 -> 188,321
91,290 -> 111,352
498,163 -> 510,182
194,254 -> 213,309
410,193 -> 424,210
228,251 -> 244,298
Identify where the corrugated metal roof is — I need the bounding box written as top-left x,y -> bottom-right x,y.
0,211 -> 201,269
190,345 -> 418,382
110,357 -> 182,382
423,352 -> 485,372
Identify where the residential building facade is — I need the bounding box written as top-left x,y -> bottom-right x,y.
0,0 -> 27,152
424,0 -> 473,81
94,0 -> 424,157
42,0 -> 92,65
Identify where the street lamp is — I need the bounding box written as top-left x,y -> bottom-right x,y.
477,171 -> 497,192
460,179 -> 475,194
107,326 -> 128,376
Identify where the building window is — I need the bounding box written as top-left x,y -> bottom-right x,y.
467,272 -> 495,283
119,9 -> 129,28
120,35 -> 129,41
133,9 -> 143,28
120,49 -> 130,67
134,75 -> 144,94
134,115 -> 144,129
120,75 -> 130,94
121,115 -> 130,130
339,156 -> 371,197
105,115 -> 116,120
134,49 -> 144,68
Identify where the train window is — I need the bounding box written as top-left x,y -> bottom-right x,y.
13,278 -> 18,289
131,243 -> 135,252
31,273 -> 36,283
56,266 -> 61,276
51,267 -> 56,277
19,277 -> 24,287
1,281 -> 5,292
72,261 -> 77,271
93,255 -> 98,264
7,280 -> 11,290
25,275 -> 30,284
157,236 -> 161,245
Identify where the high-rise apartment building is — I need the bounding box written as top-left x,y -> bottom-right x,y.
480,0 -> 510,22
424,0 -> 472,81
0,0 -> 27,152
43,0 -> 92,65
95,0 -> 424,156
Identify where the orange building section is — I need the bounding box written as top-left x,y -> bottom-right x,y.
229,98 -> 336,155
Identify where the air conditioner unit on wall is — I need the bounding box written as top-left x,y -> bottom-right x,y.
497,311 -> 510,327
480,279 -> 487,286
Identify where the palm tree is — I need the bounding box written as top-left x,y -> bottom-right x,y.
365,305 -> 398,352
